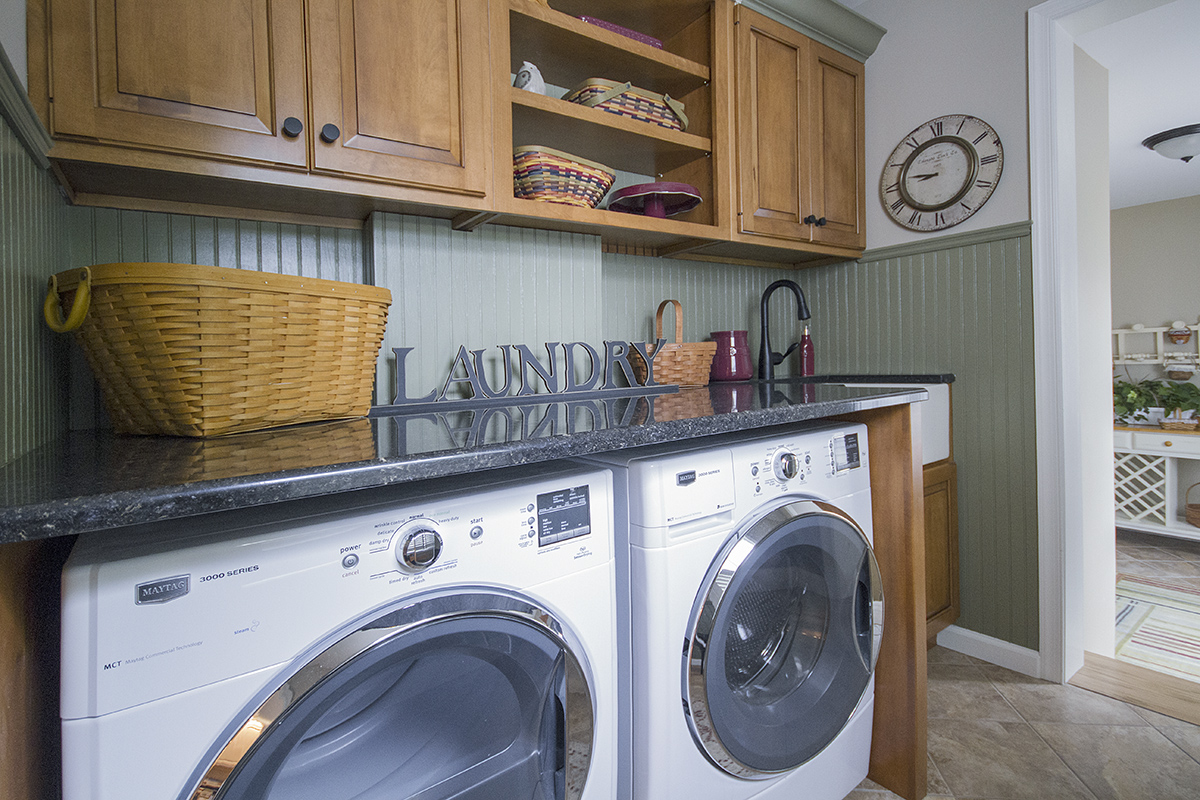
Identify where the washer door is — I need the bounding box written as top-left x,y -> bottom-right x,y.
683,499 -> 883,779
188,593 -> 594,800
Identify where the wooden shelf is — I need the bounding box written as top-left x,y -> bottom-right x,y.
509,0 -> 710,98
494,190 -> 717,238
510,88 -> 710,175
496,0 -> 723,246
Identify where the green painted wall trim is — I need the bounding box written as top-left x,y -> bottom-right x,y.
861,221 -> 1033,263
0,42 -> 51,170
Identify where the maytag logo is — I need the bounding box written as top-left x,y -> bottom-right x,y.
136,575 -> 190,605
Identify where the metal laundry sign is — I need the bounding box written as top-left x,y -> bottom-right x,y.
371,340 -> 674,416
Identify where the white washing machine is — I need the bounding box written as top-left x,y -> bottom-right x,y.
60,463 -> 616,800
583,423 -> 883,800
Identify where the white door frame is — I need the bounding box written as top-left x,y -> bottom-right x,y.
1030,0 -> 1161,683
1029,0 -> 1097,684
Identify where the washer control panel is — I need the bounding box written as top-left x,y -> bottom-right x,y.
773,450 -> 803,481
393,519 -> 444,573
735,428 -> 866,500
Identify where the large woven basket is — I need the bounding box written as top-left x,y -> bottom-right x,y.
630,299 -> 717,387
561,79 -> 688,132
513,146 -> 616,208
45,263 -> 392,437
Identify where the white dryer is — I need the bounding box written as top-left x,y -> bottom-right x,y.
583,423 -> 883,800
60,463 -> 616,800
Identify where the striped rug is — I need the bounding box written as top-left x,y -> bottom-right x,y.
1116,574 -> 1200,681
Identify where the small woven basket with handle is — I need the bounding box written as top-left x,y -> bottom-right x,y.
1187,483 -> 1200,528
629,299 -> 717,387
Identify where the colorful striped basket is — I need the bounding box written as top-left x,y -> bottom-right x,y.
513,146 -> 616,208
561,79 -> 688,132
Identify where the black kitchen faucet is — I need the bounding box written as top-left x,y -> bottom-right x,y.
758,279 -> 810,381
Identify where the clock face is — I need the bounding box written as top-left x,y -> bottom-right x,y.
881,115 -> 1003,232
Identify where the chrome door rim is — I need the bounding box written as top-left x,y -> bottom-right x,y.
682,499 -> 883,779
189,590 -> 595,800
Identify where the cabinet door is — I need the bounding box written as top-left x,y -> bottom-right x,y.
48,0 -> 308,167
808,41 -> 865,249
734,6 -> 813,241
923,460 -> 960,641
307,0 -> 489,197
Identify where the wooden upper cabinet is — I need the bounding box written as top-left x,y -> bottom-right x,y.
734,6 -> 865,250
48,0 -> 309,167
306,0 -> 489,195
808,41 -> 865,249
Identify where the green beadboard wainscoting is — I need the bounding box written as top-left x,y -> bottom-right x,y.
0,112 -> 69,468
804,222 -> 1039,651
367,213 -> 604,404
602,253 -> 813,359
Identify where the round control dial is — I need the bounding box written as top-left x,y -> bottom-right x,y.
394,520 -> 444,573
773,450 -> 801,481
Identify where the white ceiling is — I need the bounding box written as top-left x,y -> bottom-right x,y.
1075,0 -> 1200,209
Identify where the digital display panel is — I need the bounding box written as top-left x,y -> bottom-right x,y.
833,433 -> 861,473
537,485 -> 591,547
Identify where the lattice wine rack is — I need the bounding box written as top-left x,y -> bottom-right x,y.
1114,451 -> 1168,525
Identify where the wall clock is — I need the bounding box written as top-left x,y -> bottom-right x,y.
880,114 -> 1003,232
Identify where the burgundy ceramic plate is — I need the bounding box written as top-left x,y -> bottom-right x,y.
606,182 -> 703,218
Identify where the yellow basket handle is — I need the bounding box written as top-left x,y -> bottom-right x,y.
44,267 -> 92,333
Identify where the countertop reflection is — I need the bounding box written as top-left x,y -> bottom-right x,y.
0,381 -> 929,543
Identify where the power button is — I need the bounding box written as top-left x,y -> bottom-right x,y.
342,553 -> 359,569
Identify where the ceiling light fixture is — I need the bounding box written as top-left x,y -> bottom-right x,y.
1142,124 -> 1200,163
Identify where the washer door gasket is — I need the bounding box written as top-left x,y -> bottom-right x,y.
682,500 -> 884,779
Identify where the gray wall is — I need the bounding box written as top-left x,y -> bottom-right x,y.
804,222 -> 1039,649
1111,194 -> 1200,330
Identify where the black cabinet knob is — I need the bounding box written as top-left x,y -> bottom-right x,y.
281,117 -> 304,138
803,214 -> 816,225
320,123 -> 341,144
816,216 -> 827,227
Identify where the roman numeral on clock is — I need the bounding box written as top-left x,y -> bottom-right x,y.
980,154 -> 999,165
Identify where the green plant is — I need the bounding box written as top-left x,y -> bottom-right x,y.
1158,380 -> 1200,419
1113,377 -> 1162,423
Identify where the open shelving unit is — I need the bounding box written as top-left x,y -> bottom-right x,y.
489,0 -> 731,249
1113,323 -> 1200,370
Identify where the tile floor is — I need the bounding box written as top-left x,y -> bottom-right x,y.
848,645 -> 1200,800
1116,528 -> 1200,591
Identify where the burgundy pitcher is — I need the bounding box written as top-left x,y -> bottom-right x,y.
710,330 -> 752,381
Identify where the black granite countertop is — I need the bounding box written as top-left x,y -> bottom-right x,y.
0,379 -> 934,544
